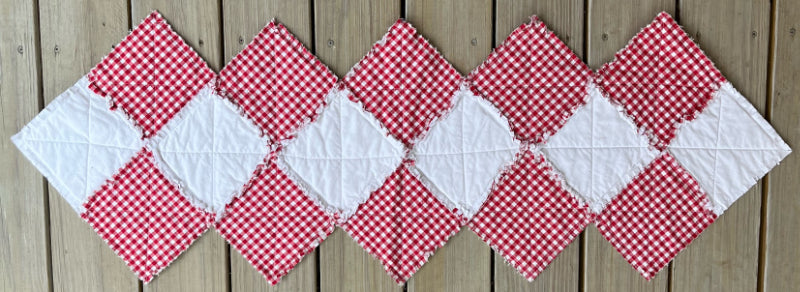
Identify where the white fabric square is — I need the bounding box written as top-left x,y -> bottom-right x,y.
413,89 -> 520,219
278,89 -> 405,220
152,84 -> 270,216
669,82 -> 791,215
11,76 -> 144,213
542,85 -> 658,213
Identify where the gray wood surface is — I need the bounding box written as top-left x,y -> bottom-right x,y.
492,2 -> 584,290
222,2 -> 319,291
314,1 -> 401,291
130,1 -> 228,291
764,0 -> 800,291
671,1 -> 770,291
0,1 -> 49,292
38,1 -> 139,291
2,1 -> 799,291
583,1 -> 675,291
404,1 -> 493,292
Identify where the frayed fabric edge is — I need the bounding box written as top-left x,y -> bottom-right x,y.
147,81 -> 272,220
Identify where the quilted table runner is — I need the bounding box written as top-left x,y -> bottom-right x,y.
12,11 -> 790,284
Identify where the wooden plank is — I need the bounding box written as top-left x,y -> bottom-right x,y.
314,0 -> 400,77
37,1 -> 140,291
223,0 -> 313,64
583,1 -> 674,291
492,2 -> 585,291
670,1 -> 771,291
763,0 -> 800,290
221,1 -> 318,291
129,2 -> 227,291
0,1 -> 50,291
313,1 -> 402,291
404,1 -> 492,291
495,0 -> 584,57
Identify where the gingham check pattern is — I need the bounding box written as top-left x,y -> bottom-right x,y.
14,10 -> 790,286
218,21 -> 337,144
216,152 -> 335,285
470,150 -> 592,281
339,20 -> 470,284
595,153 -> 717,279
597,12 -> 726,150
340,162 -> 467,284
88,12 -> 216,138
82,149 -> 214,283
469,16 -> 592,144
466,16 -> 594,281
344,20 -> 462,147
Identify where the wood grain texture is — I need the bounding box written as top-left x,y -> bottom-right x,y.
404,1 -> 492,291
314,1 -> 402,291
763,0 -> 800,290
130,2 -> 227,291
0,1 -> 49,291
37,1 -> 140,291
319,230 -> 402,292
314,0 -> 400,77
671,1 -> 771,291
492,1 -> 585,291
222,1 -> 317,290
495,0 -> 584,57
583,1 -> 674,291
222,0 -> 312,64
6,1 -> 800,290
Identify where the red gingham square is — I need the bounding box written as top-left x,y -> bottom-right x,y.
88,11 -> 216,138
216,152 -> 335,285
470,150 -> 591,280
340,162 -> 467,284
595,153 -> 717,279
469,16 -> 592,144
344,20 -> 462,147
217,21 -> 337,144
81,149 -> 214,283
596,12 -> 726,149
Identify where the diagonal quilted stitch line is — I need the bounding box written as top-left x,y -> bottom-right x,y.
81,149 -> 214,282
468,16 -> 592,144
596,12 -> 726,150
88,11 -> 216,139
344,19 -> 462,147
22,140 -> 141,150
218,21 -> 337,144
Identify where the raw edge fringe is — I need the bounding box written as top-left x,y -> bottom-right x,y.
338,183 -> 468,285
275,87 -> 407,223
560,82 -> 660,214
216,215 -> 335,286
409,87 -> 523,220
595,11 -> 726,151
669,82 -> 792,215
10,76 -> 146,214
343,19 -> 465,148
147,81 -> 271,220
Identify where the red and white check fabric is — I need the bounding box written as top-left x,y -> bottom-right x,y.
88,11 -> 216,138
216,152 -> 335,285
344,20 -> 462,147
82,149 -> 214,283
469,16 -> 592,144
14,10 -> 791,286
470,150 -> 591,281
596,12 -> 726,150
595,153 -> 717,279
339,20 -> 468,283
466,16 -> 593,280
218,21 -> 337,144
340,162 -> 467,284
